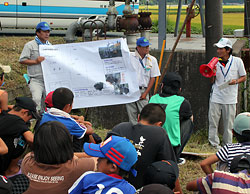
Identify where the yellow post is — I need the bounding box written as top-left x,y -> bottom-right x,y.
154,39 -> 166,94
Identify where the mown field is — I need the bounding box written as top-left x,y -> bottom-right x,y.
139,5 -> 244,34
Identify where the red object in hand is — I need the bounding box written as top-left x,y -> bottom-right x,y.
199,57 -> 218,78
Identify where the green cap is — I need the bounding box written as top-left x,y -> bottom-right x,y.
233,112 -> 250,135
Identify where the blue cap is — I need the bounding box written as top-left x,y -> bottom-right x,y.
84,136 -> 138,176
36,22 -> 51,31
136,37 -> 151,47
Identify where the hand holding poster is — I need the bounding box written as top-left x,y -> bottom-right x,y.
40,38 -> 140,109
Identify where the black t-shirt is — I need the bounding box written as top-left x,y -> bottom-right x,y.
0,112 -> 29,173
109,122 -> 176,189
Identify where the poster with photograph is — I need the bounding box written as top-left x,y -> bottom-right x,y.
40,38 -> 140,109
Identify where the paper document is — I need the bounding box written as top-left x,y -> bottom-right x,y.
40,38 -> 140,109
218,80 -> 231,90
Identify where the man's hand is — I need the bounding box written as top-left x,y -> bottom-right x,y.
229,79 -> 238,85
140,92 -> 147,100
36,56 -> 45,63
85,123 -> 94,135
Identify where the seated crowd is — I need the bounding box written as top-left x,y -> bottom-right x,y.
1,69 -> 250,194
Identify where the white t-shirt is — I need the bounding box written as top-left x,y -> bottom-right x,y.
130,52 -> 161,87
211,55 -> 246,104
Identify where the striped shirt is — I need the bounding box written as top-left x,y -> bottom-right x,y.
216,142 -> 250,167
197,170 -> 250,194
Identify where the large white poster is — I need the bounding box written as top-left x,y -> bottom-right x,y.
40,38 -> 140,109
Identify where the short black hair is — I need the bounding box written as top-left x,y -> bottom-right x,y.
106,159 -> 136,178
234,130 -> 250,143
225,46 -> 233,56
34,121 -> 74,164
52,87 -> 74,110
0,72 -> 4,81
139,103 -> 166,125
36,29 -> 42,33
13,105 -> 32,117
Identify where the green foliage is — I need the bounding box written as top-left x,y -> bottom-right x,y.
223,25 -> 244,35
223,8 -> 244,13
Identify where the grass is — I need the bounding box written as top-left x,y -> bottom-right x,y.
141,5 -> 244,35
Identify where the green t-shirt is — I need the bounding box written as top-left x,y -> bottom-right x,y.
149,94 -> 184,146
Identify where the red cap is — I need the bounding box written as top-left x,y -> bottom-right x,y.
45,91 -> 54,108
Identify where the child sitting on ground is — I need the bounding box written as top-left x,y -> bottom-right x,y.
200,112 -> 250,175
68,135 -> 138,194
186,153 -> 250,193
40,87 -> 94,151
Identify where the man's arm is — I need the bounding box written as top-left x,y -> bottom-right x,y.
140,77 -> 155,100
200,154 -> 219,175
19,56 -> 45,66
0,91 -> 8,112
23,131 -> 34,145
174,178 -> 183,194
186,179 -> 198,191
0,138 -> 8,155
229,75 -> 246,85
179,99 -> 192,121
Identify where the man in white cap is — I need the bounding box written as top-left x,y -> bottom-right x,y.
19,22 -> 51,113
208,38 -> 246,149
126,37 -> 161,124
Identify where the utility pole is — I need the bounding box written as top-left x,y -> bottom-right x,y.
205,0 -> 223,62
158,0 -> 166,50
245,0 -> 250,37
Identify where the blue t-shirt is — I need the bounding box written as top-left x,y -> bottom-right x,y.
68,171 -> 136,194
40,112 -> 86,138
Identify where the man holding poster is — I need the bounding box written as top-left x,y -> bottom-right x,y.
126,37 -> 161,124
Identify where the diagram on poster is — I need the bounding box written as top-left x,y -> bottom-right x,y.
40,38 -> 140,109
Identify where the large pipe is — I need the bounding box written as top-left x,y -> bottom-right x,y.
64,21 -> 80,43
64,17 -> 107,43
106,0 -> 118,30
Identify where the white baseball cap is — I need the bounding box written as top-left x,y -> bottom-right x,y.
0,64 -> 11,73
214,38 -> 232,49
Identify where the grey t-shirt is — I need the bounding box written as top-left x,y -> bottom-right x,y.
19,39 -> 44,80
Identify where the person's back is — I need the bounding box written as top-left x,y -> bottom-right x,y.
108,104 -> 176,189
150,94 -> 185,145
69,136 -> 137,194
149,72 -> 193,164
21,121 -> 95,194
40,87 -> 87,150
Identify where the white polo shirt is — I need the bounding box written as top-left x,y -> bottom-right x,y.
130,52 -> 161,87
211,55 -> 246,104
